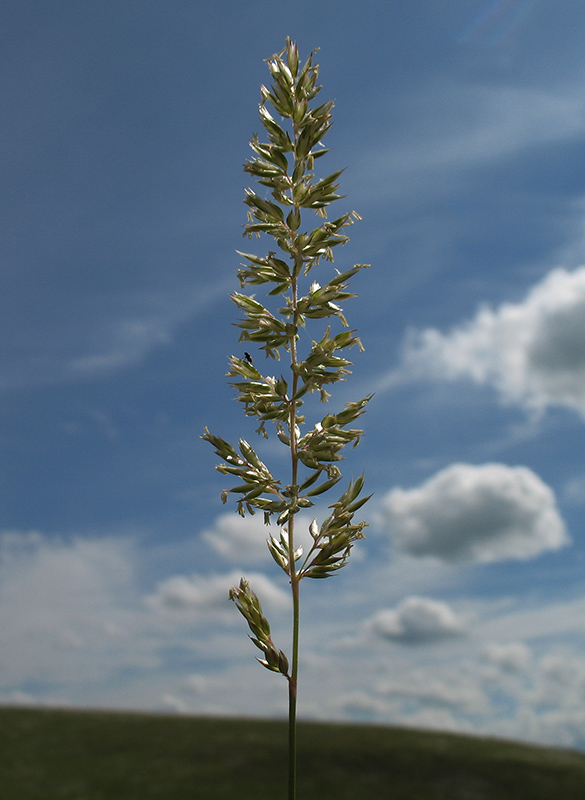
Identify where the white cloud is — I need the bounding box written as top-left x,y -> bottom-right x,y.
202,511 -> 317,565
146,570 -> 289,613
381,463 -> 568,563
0,530 -> 152,689
479,595 -> 585,642
396,266 -> 585,417
517,707 -> 585,749
369,596 -> 465,644
7,530 -> 585,749
531,655 -> 585,710
375,673 -> 485,713
0,530 -> 291,709
202,513 -> 273,564
482,642 -> 531,673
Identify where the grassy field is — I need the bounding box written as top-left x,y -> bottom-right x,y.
2,706 -> 585,799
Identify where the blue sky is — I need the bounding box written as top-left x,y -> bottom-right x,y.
5,0 -> 585,748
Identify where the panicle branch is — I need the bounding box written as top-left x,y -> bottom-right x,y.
229,578 -> 290,675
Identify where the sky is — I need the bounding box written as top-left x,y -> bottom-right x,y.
4,0 -> 585,750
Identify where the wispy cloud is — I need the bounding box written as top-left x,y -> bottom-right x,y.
1,277 -> 231,391
355,83 -> 585,202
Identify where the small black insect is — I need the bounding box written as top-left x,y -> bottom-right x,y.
244,352 -> 254,364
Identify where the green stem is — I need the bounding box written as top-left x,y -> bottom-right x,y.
287,102 -> 303,798
288,571 -> 300,800
287,265 -> 300,800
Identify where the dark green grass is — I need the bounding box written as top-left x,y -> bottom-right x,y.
2,706 -> 585,799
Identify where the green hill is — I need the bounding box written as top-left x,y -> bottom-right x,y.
2,705 -> 585,798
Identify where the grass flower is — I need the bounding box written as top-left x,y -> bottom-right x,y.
203,38 -> 370,799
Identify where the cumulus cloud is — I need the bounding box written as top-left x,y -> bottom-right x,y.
396,267 -> 585,417
203,511 -> 316,564
202,513 -> 272,564
382,463 -> 568,563
146,570 -> 288,612
369,596 -> 465,644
